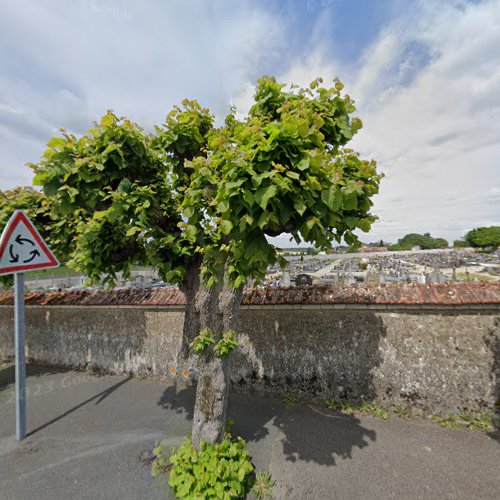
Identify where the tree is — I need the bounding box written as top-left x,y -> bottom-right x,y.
31,76 -> 382,446
389,233 -> 448,251
0,187 -> 56,287
432,237 -> 449,249
465,226 -> 500,250
0,186 -> 48,234
453,239 -> 467,248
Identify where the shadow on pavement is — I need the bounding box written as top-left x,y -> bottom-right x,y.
156,309 -> 387,465
0,362 -> 71,393
232,395 -> 376,466
28,374 -> 132,437
157,383 -> 376,466
157,382 -> 195,421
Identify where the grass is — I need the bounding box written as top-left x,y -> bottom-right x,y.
392,404 -> 413,418
252,471 -> 275,500
431,411 -> 494,431
325,398 -> 389,420
324,397 -> 495,433
281,390 -> 299,409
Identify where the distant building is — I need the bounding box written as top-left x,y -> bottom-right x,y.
359,246 -> 388,253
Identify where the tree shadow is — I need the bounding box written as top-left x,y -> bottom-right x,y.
230,392 -> 376,466
487,317 -> 499,443
157,381 -> 195,421
157,383 -> 376,467
276,409 -> 375,465
156,308 -> 386,466
233,309 -> 388,405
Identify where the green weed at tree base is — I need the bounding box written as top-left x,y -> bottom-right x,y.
152,433 -> 255,499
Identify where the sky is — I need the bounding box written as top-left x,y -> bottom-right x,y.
0,0 -> 499,246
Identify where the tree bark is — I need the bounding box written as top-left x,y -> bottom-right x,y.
176,255 -> 202,374
178,257 -> 201,363
191,266 -> 243,448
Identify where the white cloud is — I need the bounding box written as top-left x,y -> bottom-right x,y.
1,0 -> 499,246
0,0 -> 285,187
262,0 -> 500,244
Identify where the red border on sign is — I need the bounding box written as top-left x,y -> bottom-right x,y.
0,211 -> 59,275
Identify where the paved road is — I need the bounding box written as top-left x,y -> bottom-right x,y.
1,365 -> 499,499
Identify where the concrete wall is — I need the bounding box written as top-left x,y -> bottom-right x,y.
1,304 -> 498,414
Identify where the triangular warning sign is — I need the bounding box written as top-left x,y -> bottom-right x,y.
0,210 -> 59,275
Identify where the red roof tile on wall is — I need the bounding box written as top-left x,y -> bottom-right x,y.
0,283 -> 498,307
242,283 -> 500,305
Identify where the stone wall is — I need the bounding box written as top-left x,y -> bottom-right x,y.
1,285 -> 499,414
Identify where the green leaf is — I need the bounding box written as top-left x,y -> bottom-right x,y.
185,224 -> 197,240
345,216 -> 359,229
254,185 -> 277,210
47,137 -> 66,149
100,113 -> 116,128
306,217 -> 320,230
257,211 -> 271,229
217,200 -> 230,213
32,172 -> 46,186
242,190 -> 254,207
286,171 -> 300,180
321,187 -> 341,211
225,179 -> 245,190
296,157 -> 310,171
183,205 -> 195,218
294,199 -> 307,216
241,214 -> 254,226
351,117 -> 363,133
117,178 -> 132,193
252,171 -> 271,186
220,219 -> 233,235
357,219 -> 371,232
126,226 -> 141,236
342,192 -> 358,210
310,154 -> 323,168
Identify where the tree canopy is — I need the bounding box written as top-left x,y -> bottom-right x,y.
31,76 -> 382,288
0,186 -> 47,234
465,226 -> 500,249
453,239 -> 468,248
389,233 -> 448,251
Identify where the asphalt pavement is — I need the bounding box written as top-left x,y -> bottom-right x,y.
0,364 -> 499,499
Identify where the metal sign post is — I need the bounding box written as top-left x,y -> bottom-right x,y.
14,272 -> 26,440
0,210 -> 59,441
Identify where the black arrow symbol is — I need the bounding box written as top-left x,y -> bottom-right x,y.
15,234 -> 35,246
23,249 -> 40,263
8,244 -> 19,263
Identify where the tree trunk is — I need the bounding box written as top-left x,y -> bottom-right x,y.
191,267 -> 243,448
177,256 -> 202,372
